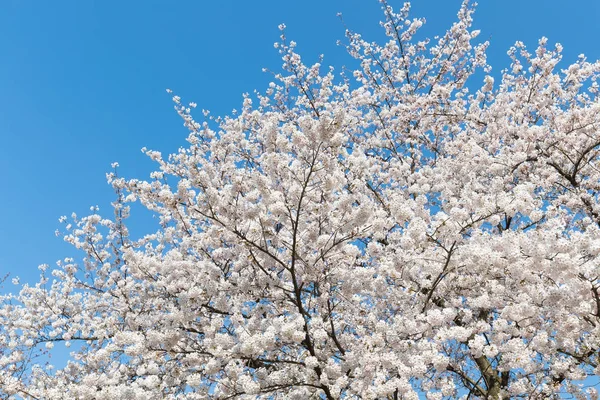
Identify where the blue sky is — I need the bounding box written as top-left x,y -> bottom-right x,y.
1,0 -> 599,288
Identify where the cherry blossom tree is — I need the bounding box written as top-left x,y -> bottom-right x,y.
3,1 -> 600,398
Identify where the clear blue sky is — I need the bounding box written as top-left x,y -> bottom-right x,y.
1,0 -> 599,288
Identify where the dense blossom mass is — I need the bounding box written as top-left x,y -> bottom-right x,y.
3,1 -> 600,399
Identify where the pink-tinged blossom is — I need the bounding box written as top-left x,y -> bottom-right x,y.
2,1 -> 600,399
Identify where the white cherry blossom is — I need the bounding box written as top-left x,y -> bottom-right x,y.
2,1 -> 600,399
